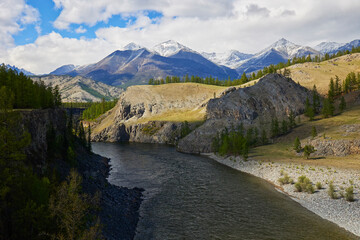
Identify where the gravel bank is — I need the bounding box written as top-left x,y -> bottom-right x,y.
205,153 -> 360,237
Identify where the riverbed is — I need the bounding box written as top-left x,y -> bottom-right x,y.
92,142 -> 357,239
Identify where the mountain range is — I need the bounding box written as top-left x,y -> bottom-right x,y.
5,64 -> 34,76
49,38 -> 360,87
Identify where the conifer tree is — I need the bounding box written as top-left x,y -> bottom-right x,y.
312,85 -> 320,113
293,137 -> 301,153
87,125 -> 92,151
288,110 -> 296,129
271,118 -> 280,138
339,96 -> 346,112
304,97 -> 315,120
261,129 -> 268,145
311,126 -> 317,139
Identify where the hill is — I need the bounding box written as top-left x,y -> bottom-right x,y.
31,75 -> 123,102
289,53 -> 360,94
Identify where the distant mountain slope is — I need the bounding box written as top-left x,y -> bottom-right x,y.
31,75 -> 123,102
314,42 -> 345,54
289,53 -> 360,94
236,38 -> 320,73
59,42 -> 239,87
5,64 -> 34,75
201,50 -> 253,68
50,64 -> 78,75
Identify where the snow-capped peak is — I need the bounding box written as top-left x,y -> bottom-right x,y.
257,38 -> 319,59
123,42 -> 143,50
152,40 -> 192,57
201,50 -> 253,68
314,42 -> 344,53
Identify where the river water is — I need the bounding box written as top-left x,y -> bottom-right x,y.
92,142 -> 357,240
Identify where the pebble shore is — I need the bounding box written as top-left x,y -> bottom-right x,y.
205,153 -> 360,237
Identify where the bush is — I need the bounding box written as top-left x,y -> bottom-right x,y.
345,186 -> 354,202
278,173 -> 293,185
303,145 -> 316,159
316,182 -> 322,190
294,175 -> 314,194
328,182 -> 337,199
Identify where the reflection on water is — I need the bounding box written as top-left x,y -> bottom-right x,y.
92,142 -> 357,240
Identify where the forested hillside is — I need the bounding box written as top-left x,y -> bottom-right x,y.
0,64 -> 61,109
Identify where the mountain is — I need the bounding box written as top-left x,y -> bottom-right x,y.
5,64 -> 34,75
314,42 -> 345,54
201,50 -> 253,68
236,38 -> 320,73
50,64 -> 78,75
58,42 -> 239,87
336,39 -> 360,53
152,40 -> 193,57
123,42 -> 143,50
31,75 -> 123,102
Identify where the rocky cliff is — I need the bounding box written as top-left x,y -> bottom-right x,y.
91,83 -> 227,144
177,74 -> 312,153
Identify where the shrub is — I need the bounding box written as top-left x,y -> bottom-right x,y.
316,182 -> 322,190
328,182 -> 337,199
345,186 -> 354,202
303,145 -> 316,159
278,173 -> 293,185
294,175 -> 314,194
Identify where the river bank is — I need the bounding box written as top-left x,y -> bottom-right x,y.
205,153 -> 360,237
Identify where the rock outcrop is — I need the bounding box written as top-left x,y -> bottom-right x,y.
92,83 -> 225,144
307,138 -> 360,157
177,74 -> 312,153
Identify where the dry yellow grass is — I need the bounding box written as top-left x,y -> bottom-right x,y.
251,104 -> 360,170
289,53 -> 360,94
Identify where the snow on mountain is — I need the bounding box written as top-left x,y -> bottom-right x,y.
235,38 -> 320,73
152,40 -> 193,57
314,42 -> 345,54
5,64 -> 34,76
201,50 -> 253,68
50,64 -> 78,75
258,38 -> 320,59
123,42 -> 143,51
336,39 -> 360,53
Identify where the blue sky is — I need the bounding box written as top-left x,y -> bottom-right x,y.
1,0 -> 360,74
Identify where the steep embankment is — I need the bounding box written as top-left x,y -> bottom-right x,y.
92,83 -> 229,143
289,53 -> 360,94
177,74 -> 312,153
20,109 -> 142,240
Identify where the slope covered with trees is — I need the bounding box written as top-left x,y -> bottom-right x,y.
0,64 -> 61,109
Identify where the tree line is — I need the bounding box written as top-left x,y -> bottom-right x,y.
0,86 -> 101,239
81,98 -> 118,120
0,64 -> 61,109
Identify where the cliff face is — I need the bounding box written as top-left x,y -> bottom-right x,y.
20,108 -> 67,167
91,83 -> 225,144
177,74 -> 312,153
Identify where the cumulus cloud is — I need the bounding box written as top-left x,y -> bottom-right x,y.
75,26 -> 87,34
245,4 -> 270,17
2,0 -> 360,74
0,0 -> 39,50
52,0 -> 236,29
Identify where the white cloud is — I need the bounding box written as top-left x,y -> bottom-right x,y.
75,26 -> 87,34
6,32 -> 118,74
2,0 -> 360,74
0,0 -> 39,57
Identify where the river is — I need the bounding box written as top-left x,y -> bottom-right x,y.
92,142 -> 357,240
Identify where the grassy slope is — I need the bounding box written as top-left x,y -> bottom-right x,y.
289,53 -> 360,94
251,99 -> 360,170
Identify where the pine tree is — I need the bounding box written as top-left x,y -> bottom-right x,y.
311,126 -> 317,139
293,137 -> 301,153
339,96 -> 346,112
283,68 -> 291,78
322,97 -> 334,118
87,125 -> 92,151
288,110 -> 296,129
271,118 -> 280,138
304,97 -> 314,120
281,119 -> 288,134
312,85 -> 320,113
328,78 -> 335,103
303,145 -> 315,159
240,72 -> 248,84
261,129 -> 268,145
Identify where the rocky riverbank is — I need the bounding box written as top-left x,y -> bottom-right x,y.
205,153 -> 360,237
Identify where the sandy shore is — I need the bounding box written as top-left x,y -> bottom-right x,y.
204,153 -> 360,237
